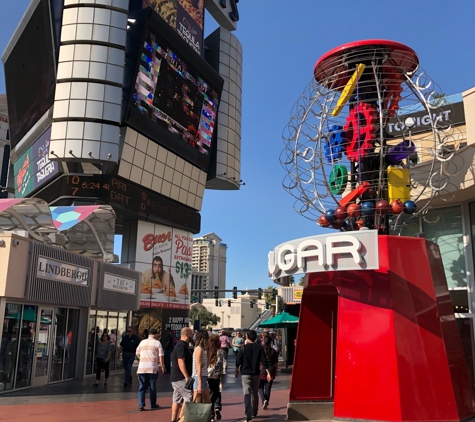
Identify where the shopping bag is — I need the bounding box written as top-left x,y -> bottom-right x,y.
181,394 -> 212,422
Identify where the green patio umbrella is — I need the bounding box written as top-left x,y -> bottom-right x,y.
258,312 -> 298,370
258,311 -> 298,328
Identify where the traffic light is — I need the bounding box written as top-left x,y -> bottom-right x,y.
265,302 -> 270,310
227,300 -> 231,307
215,299 -> 219,306
214,286 -> 219,299
250,301 -> 254,308
257,288 -> 263,299
272,288 -> 277,300
233,286 -> 237,299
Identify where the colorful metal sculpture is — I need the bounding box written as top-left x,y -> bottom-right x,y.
281,39 -> 463,234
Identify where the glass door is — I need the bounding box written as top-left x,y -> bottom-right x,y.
50,308 -> 68,383
32,308 -> 54,387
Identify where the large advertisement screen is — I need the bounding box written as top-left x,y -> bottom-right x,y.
4,0 -> 56,149
135,221 -> 192,310
125,13 -> 223,171
141,0 -> 204,55
13,127 -> 60,197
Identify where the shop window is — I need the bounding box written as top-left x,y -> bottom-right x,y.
50,308 -> 68,382
64,309 -> 80,380
15,305 -> 37,389
107,312 -> 118,370
423,206 -> 466,288
116,312 -> 128,370
1,303 -> 22,391
456,318 -> 475,393
86,310 -> 97,375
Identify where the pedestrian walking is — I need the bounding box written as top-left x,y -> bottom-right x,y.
118,326 -> 140,388
192,329 -> 210,403
135,328 -> 164,411
259,335 -> 279,410
92,333 -> 112,386
170,327 -> 193,422
207,334 -> 225,421
235,330 -> 263,422
232,331 -> 243,357
219,330 -> 230,374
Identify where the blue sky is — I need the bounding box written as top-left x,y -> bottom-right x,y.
2,1 -> 475,294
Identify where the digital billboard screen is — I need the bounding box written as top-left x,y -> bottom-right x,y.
13,127 -> 60,197
140,0 -> 204,55
3,0 -> 56,149
125,12 -> 223,171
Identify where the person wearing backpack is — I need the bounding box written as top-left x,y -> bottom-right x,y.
259,335 -> 279,410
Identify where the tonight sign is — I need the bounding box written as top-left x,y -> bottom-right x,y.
388,101 -> 465,136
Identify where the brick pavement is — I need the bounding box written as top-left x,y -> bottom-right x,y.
0,388 -> 291,422
0,362 -> 297,422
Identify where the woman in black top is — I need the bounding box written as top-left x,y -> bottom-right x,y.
258,335 -> 279,410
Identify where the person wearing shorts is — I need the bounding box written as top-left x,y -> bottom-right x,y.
170,327 -> 193,422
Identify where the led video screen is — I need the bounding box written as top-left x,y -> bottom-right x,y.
4,0 -> 56,149
125,14 -> 223,171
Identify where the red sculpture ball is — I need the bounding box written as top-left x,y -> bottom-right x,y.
318,214 -> 331,227
331,220 -> 345,229
335,206 -> 348,221
390,199 -> 404,214
347,203 -> 362,218
376,199 -> 391,215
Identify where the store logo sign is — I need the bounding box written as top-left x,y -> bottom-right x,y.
103,273 -> 136,295
37,256 -> 89,285
268,230 -> 379,279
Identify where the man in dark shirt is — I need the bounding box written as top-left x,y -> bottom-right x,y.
235,330 -> 263,421
119,326 -> 140,387
164,329 -> 174,373
170,327 -> 193,422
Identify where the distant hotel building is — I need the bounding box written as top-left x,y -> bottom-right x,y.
191,232 -> 227,302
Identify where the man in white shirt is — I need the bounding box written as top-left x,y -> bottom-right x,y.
136,328 -> 165,411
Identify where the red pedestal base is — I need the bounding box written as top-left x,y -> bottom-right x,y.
290,235 -> 475,421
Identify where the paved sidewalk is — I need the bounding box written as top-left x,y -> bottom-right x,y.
0,361 -> 295,422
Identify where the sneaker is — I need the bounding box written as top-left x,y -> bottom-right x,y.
263,399 -> 269,410
215,410 -> 222,420
138,407 -> 144,411
150,404 -> 160,409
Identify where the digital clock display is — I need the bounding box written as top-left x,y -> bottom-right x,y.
35,174 -> 200,233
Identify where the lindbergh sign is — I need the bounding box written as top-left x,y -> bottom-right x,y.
36,256 -> 89,285
268,230 -> 379,280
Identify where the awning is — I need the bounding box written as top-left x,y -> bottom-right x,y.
0,199 -> 116,261
258,312 -> 299,328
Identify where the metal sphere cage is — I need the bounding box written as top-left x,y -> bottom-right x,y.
281,40 -> 463,234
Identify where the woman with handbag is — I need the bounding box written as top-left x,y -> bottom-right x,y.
207,334 -> 225,421
258,335 -> 279,410
93,333 -> 113,386
192,330 -> 211,403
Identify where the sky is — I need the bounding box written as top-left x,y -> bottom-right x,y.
2,1 -> 475,295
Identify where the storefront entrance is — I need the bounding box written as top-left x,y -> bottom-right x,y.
31,307 -> 80,387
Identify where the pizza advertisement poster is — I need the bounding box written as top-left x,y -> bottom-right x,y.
135,221 -> 192,310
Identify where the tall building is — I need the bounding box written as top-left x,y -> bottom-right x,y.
0,94 -> 9,198
192,232 -> 227,301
